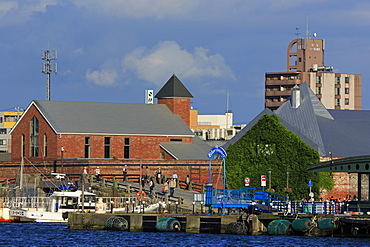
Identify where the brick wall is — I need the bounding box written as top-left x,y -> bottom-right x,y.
158,98 -> 190,127
11,104 -> 58,162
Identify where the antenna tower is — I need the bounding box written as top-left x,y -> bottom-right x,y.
41,50 -> 57,101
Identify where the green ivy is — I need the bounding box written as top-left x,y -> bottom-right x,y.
225,114 -> 333,200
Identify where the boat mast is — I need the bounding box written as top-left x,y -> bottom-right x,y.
20,156 -> 24,191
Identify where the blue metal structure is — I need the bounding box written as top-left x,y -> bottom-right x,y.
209,188 -> 349,214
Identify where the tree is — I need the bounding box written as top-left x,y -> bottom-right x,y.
225,114 -> 333,200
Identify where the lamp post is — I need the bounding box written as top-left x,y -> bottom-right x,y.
168,201 -> 171,214
142,201 -> 145,214
175,201 -> 178,214
61,146 -> 65,173
267,169 -> 272,189
126,200 -> 129,213
200,201 -> 204,214
192,201 -> 195,214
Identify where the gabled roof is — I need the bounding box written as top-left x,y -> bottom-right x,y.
160,136 -> 212,160
24,100 -> 195,136
155,74 -> 193,99
225,83 -> 370,158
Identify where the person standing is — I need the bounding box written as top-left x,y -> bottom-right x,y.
145,166 -> 150,180
169,178 -> 176,197
149,177 -> 155,195
185,175 -> 190,190
122,165 -> 128,182
172,172 -> 178,187
155,168 -> 162,184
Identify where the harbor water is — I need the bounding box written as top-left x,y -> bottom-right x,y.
1,223 -> 370,247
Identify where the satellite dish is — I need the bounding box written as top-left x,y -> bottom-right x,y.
313,33 -> 317,37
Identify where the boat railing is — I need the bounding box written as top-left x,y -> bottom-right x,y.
98,196 -> 137,210
1,196 -> 50,209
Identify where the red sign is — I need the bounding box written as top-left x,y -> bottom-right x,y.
244,177 -> 250,185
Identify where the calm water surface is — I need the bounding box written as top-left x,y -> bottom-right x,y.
1,223 -> 370,247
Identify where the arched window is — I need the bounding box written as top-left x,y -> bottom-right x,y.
30,117 -> 39,157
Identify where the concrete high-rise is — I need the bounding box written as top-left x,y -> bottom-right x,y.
265,37 -> 362,111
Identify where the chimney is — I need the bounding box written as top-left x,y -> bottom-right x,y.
291,85 -> 300,108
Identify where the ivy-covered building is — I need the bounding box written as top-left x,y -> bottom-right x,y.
225,82 -> 370,200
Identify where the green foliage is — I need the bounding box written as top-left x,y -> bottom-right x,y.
226,114 -> 332,200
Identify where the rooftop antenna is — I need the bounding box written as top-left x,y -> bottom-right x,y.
226,90 -> 230,128
295,28 -> 300,38
41,49 -> 57,101
305,15 -> 310,38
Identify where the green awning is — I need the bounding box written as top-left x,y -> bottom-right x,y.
308,155 -> 370,173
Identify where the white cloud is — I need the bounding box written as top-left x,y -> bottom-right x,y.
122,41 -> 235,85
74,48 -> 85,55
85,68 -> 118,86
0,0 -> 59,27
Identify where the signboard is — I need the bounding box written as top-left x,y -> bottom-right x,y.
207,145 -> 227,159
244,177 -> 250,186
308,180 -> 313,187
145,90 -> 154,104
261,175 -> 266,187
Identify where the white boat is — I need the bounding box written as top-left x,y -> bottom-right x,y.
9,190 -> 96,222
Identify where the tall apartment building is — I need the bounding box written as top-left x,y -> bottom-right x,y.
265,37 -> 362,111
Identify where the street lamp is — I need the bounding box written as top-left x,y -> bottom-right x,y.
126,200 -> 129,213
267,169 -> 272,189
168,201 -> 171,214
175,201 -> 179,214
192,201 -> 195,214
61,146 -> 65,173
200,201 -> 204,214
142,201 -> 146,214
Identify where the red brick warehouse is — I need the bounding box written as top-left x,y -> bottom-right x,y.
8,74 -> 220,185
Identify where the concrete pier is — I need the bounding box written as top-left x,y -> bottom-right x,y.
68,212 -> 370,237
68,213 -> 261,234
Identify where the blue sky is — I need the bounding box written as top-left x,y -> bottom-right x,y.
0,1 -> 369,125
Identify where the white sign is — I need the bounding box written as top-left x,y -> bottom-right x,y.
261,175 -> 266,187
145,90 -> 154,104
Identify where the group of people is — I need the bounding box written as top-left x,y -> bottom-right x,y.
121,165 -> 191,197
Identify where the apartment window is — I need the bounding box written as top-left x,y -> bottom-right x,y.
316,76 -> 321,84
124,138 -> 130,159
4,116 -> 16,122
345,77 -> 349,83
43,134 -> 47,157
0,140 -> 7,145
170,139 -> 182,142
335,77 -> 341,85
0,128 -> 6,134
104,137 -> 110,158
335,99 -> 340,106
30,116 -> 39,157
316,87 -> 322,95
85,137 -> 91,158
345,99 -> 349,105
345,88 -> 349,94
335,88 -> 340,96
0,117 -> 2,123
